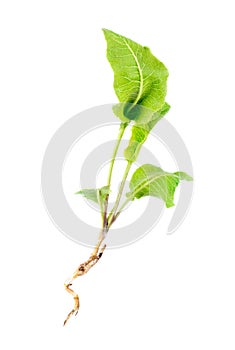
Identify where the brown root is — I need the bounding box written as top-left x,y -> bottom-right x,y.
63,243 -> 106,326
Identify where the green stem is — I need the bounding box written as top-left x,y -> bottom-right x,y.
97,189 -> 104,222
102,122 -> 128,228
107,122 -> 128,188
108,160 -> 132,225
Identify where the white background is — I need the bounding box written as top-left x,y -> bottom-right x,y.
1,0 -> 235,349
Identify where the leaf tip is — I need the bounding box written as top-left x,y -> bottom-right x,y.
175,171 -> 193,181
166,202 -> 175,209
102,28 -> 111,37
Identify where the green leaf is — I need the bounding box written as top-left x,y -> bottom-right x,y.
75,186 -> 110,205
124,102 -> 170,162
127,164 -> 193,208
103,29 -> 169,124
75,189 -> 98,203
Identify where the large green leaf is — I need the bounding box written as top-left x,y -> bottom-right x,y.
127,164 -> 193,208
124,102 -> 170,162
103,29 -> 169,124
75,186 -> 110,205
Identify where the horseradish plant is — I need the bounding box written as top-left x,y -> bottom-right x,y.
64,29 -> 193,325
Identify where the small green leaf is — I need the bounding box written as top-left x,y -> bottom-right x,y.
127,164 -> 193,208
124,102 -> 170,162
75,189 -> 99,204
103,29 -> 169,124
75,186 -> 110,205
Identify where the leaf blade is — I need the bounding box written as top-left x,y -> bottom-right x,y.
103,29 -> 169,123
127,164 -> 193,208
75,189 -> 99,204
75,186 -> 110,205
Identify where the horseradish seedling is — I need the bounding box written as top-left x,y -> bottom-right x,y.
63,29 -> 193,325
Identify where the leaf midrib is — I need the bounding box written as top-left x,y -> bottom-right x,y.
123,38 -> 143,106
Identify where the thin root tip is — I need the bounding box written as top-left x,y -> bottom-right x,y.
63,316 -> 70,326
